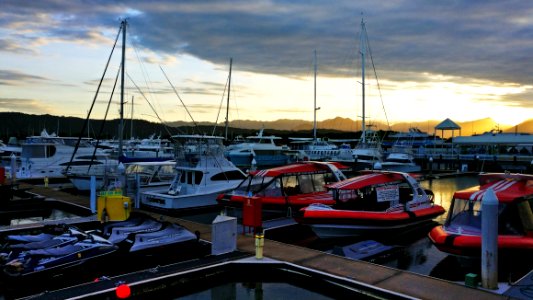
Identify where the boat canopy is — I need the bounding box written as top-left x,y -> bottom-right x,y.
250,161 -> 348,177
327,172 -> 406,190
453,174 -> 533,203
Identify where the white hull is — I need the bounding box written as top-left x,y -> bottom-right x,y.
69,175 -> 105,191
142,188 -> 234,210
379,163 -> 421,173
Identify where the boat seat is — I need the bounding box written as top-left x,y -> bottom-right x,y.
27,244 -> 84,257
9,236 -> 78,251
6,233 -> 56,243
134,223 -> 195,243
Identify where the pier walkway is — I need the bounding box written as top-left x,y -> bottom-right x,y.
24,183 -> 510,300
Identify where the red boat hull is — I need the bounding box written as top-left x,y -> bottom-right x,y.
428,225 -> 533,257
217,192 -> 336,212
296,205 -> 445,238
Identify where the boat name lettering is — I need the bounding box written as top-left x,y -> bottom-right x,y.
376,185 -> 399,203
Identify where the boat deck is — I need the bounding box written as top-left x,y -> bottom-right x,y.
19,183 -> 508,299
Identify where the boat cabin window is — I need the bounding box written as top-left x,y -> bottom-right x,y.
210,170 -> 247,181
233,175 -> 274,196
498,203 -> 525,235
150,165 -> 175,182
446,198 -> 526,235
179,170 -> 203,185
22,145 -> 56,158
256,178 -> 283,197
517,199 -> 533,232
446,198 -> 482,228
282,173 -> 328,196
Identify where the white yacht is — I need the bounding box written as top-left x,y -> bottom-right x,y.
289,138 -> 340,161
141,135 -> 247,210
99,134 -> 174,160
13,129 -> 103,181
224,129 -> 289,169
379,152 -> 421,173
66,159 -> 175,195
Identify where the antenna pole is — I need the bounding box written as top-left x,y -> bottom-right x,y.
118,19 -> 126,158
225,58 -> 232,140
313,50 -> 317,142
360,18 -> 366,144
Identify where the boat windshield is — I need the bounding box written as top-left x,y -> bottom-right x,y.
445,198 -> 528,236
232,175 -> 275,196
282,173 -> 328,196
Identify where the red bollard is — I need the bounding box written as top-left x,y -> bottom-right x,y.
242,196 -> 262,234
0,167 -> 5,185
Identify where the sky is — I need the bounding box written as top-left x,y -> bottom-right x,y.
2,1 -> 533,129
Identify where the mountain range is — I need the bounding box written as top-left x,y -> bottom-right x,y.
168,117 -> 533,138
1,112 -> 532,141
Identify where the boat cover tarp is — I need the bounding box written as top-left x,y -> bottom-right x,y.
454,174 -> 533,203
327,172 -> 405,190
250,161 -> 348,177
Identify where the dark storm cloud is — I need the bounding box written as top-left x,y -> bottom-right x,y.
3,0 -> 533,86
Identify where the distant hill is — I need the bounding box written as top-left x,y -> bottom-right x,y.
1,112 -> 531,142
196,116 -> 518,139
503,119 -> 533,134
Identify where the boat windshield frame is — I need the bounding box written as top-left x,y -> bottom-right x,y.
232,175 -> 276,196
444,197 -> 530,236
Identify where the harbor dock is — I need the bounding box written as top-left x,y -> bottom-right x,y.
11,183 -> 516,299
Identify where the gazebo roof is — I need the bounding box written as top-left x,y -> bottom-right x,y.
435,118 -> 461,130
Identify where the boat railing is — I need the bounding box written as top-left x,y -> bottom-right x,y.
413,152 -> 533,162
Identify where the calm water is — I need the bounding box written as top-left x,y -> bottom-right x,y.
4,209 -> 81,228
420,175 -> 479,223
180,282 -> 335,300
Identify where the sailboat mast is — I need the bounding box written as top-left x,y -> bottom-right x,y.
130,95 -> 134,139
119,19 -> 126,158
360,19 -> 366,145
225,58 -> 232,140
313,50 -> 317,142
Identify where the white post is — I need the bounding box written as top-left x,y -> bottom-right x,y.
10,153 -> 16,183
90,175 -> 97,213
118,162 -> 126,196
481,187 -> 498,289
135,173 -> 141,208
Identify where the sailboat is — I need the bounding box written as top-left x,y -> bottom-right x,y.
64,20 -> 174,193
289,51 -> 339,161
330,19 -> 384,170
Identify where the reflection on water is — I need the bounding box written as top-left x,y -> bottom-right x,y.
419,175 -> 479,223
182,282 -> 334,300
3,209 -> 81,228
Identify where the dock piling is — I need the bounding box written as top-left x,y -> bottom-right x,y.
481,187 -> 498,290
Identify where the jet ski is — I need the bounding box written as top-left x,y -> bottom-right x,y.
0,228 -> 87,265
128,222 -> 198,253
3,234 -> 117,279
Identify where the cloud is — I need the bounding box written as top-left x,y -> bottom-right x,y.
0,98 -> 54,114
2,0 -> 533,88
0,69 -> 53,85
